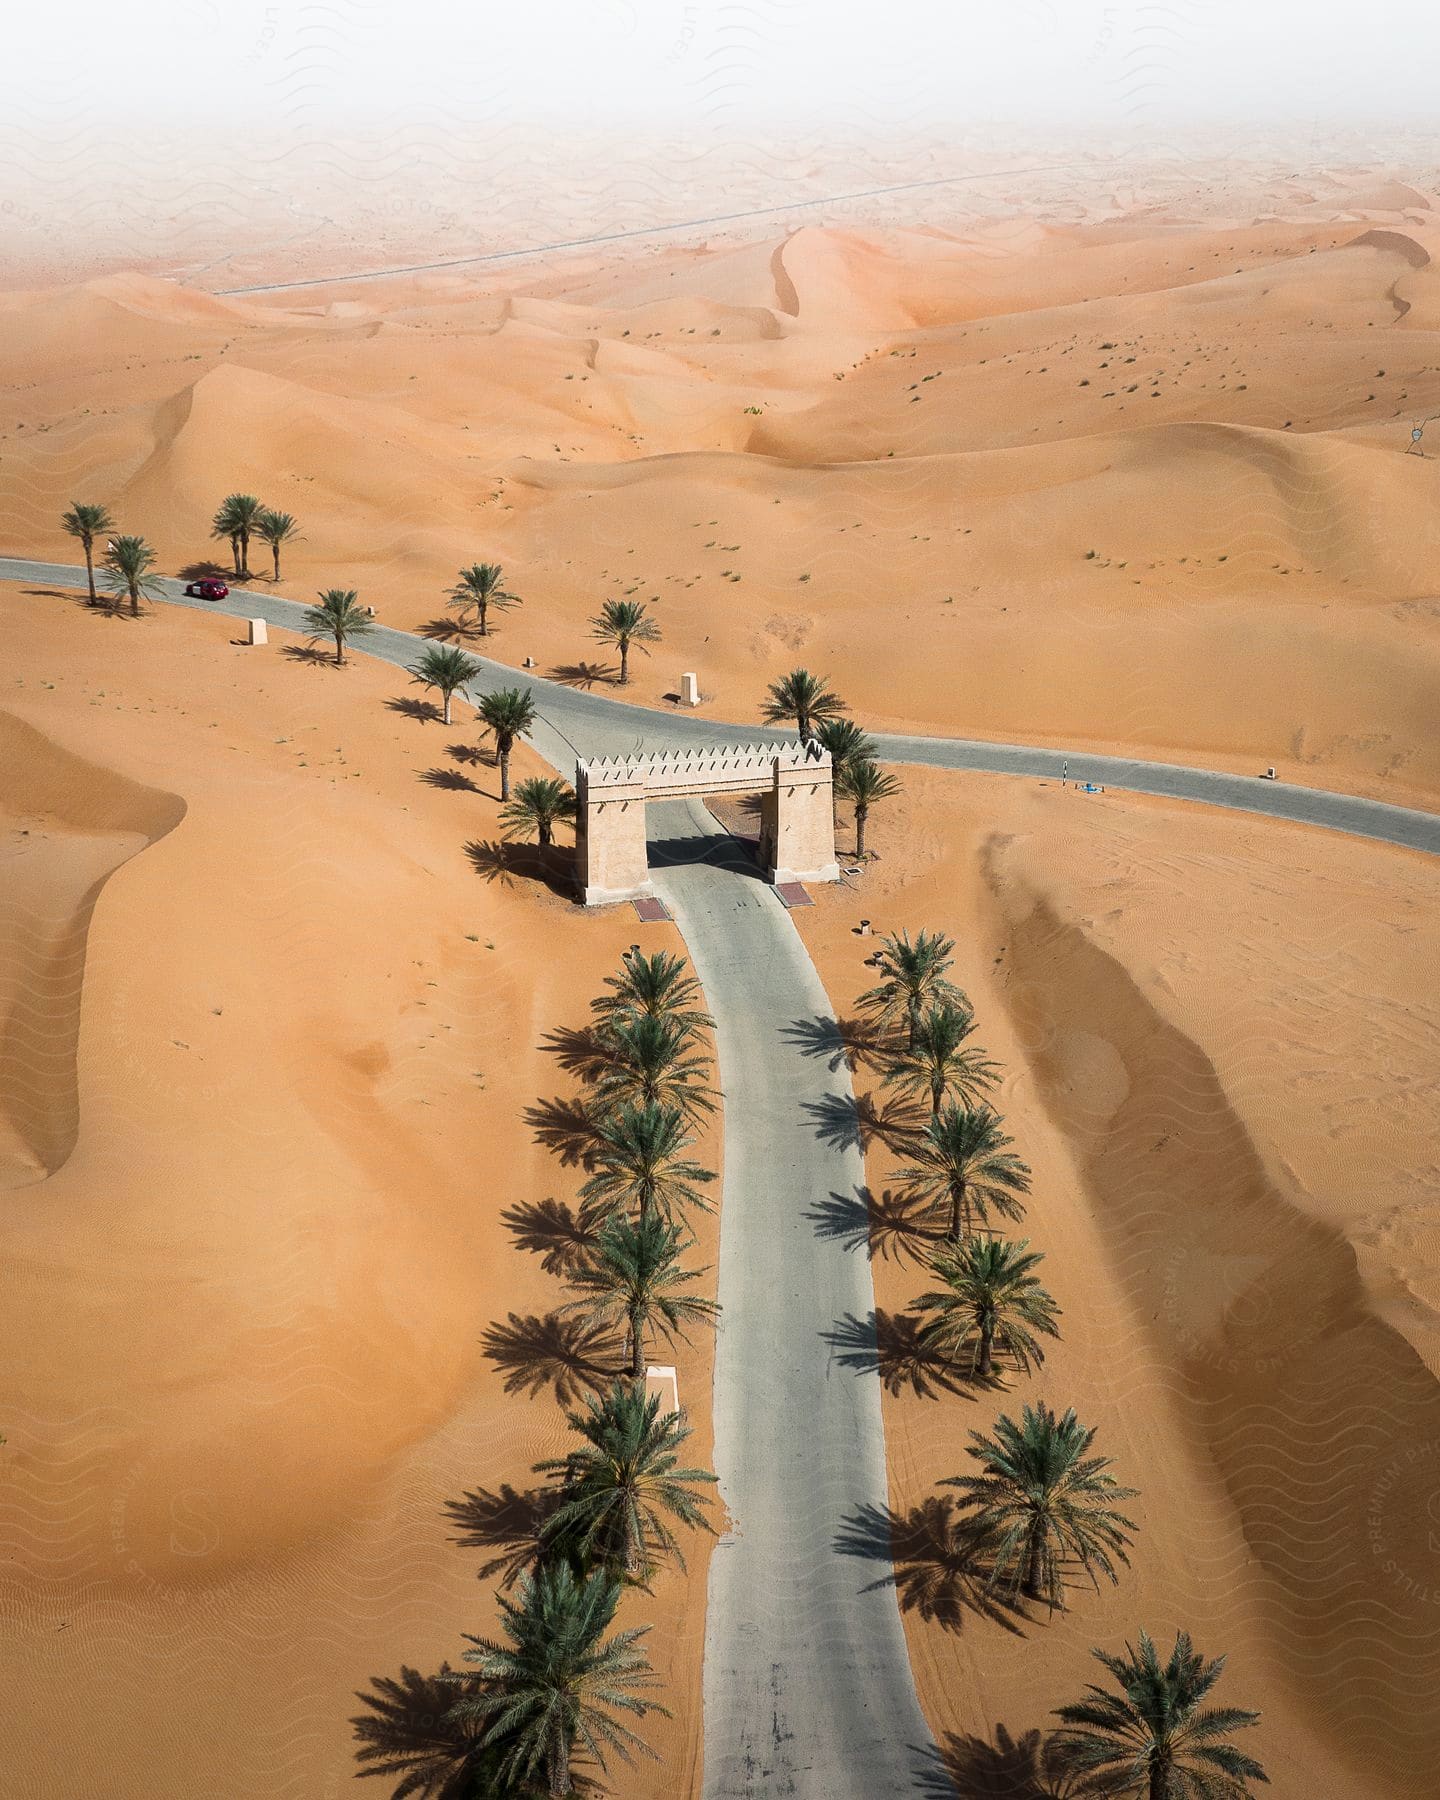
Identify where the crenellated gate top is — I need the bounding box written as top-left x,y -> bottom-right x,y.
577,738 -> 830,802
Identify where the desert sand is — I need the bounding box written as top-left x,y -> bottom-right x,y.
0,582 -> 717,1798
4,155 -> 1440,1798
5,168 -> 1440,802
798,766 -> 1440,1799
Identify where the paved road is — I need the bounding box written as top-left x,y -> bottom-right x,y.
648,800 -> 935,1798
7,557 -> 1438,855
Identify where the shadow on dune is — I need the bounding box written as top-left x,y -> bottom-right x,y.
420,766 -> 482,793
279,643 -> 339,667
463,839 -> 576,899
992,867 -> 1440,1782
384,693 -> 443,723
522,1096 -> 602,1167
540,1024 -> 616,1085
501,1197 -> 599,1275
823,1308 -> 973,1398
480,1310 -> 618,1404
836,1496 -> 1025,1635
915,1723 -> 1080,1799
0,711 -> 186,1187
443,1481 -> 558,1588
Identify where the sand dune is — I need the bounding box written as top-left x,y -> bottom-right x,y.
0,584 -> 712,1799
798,767 -> 1440,1799
5,202 -> 1439,808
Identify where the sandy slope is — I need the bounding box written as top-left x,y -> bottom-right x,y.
5,193 -> 1440,804
0,583 -> 716,1799
795,766 -> 1440,1799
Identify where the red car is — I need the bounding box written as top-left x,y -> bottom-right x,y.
184,578 -> 229,601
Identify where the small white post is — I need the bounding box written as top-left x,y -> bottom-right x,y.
680,672 -> 700,707
247,618 -> 268,645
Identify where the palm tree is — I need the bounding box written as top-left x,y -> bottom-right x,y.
305,588 -> 374,666
761,668 -> 847,743
351,1662 -> 527,1798
590,600 -> 660,686
579,1101 -> 715,1228
858,927 -> 964,1049
915,1237 -> 1061,1379
1051,1630 -> 1268,1799
593,1014 -> 717,1122
881,1000 -> 999,1117
450,1562 -> 666,1797
211,493 -> 263,578
838,757 -> 901,857
815,717 -> 876,822
60,502 -> 114,605
946,1402 -> 1138,1609
815,716 -> 876,780
478,687 -> 538,801
255,508 -> 302,580
591,950 -> 713,1037
501,777 -> 578,850
102,535 -> 162,617
410,645 -> 481,725
450,563 -> 521,636
561,1212 -> 718,1382
900,1102 -> 1032,1242
538,1385 -> 716,1583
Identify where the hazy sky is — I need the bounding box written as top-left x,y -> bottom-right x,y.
10,0 -> 1440,132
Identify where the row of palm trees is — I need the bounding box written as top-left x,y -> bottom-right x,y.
851,929 -> 1267,1793
210,492 -> 302,580
355,951 -> 725,1798
441,558 -> 660,689
60,503 -> 163,614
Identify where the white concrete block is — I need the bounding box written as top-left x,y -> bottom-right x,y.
247,618 -> 268,645
680,671 -> 700,707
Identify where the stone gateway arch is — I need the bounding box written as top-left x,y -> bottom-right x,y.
576,740 -> 840,905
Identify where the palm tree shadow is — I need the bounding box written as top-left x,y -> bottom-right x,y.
918,1725 -> 1080,1798
443,1481 -> 559,1588
547,660 -> 614,689
385,694 -> 443,723
823,1309 -> 973,1398
350,1663 -> 488,1799
419,615 -> 486,644
480,1310 -> 618,1403
502,1197 -> 599,1274
446,741 -> 489,768
280,643 -> 338,667
782,1012 -> 890,1074
807,1186 -> 942,1264
800,1092 -> 870,1153
836,1497 -> 1026,1636
523,1095 -> 603,1167
540,1024 -> 617,1085
421,767 -> 482,793
464,839 -> 575,899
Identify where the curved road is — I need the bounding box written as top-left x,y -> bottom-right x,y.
9,553 -> 1438,1795
6,558 -> 1438,856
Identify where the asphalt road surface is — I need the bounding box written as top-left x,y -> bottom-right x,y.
649,800 -> 937,1798
7,558 -> 1438,856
